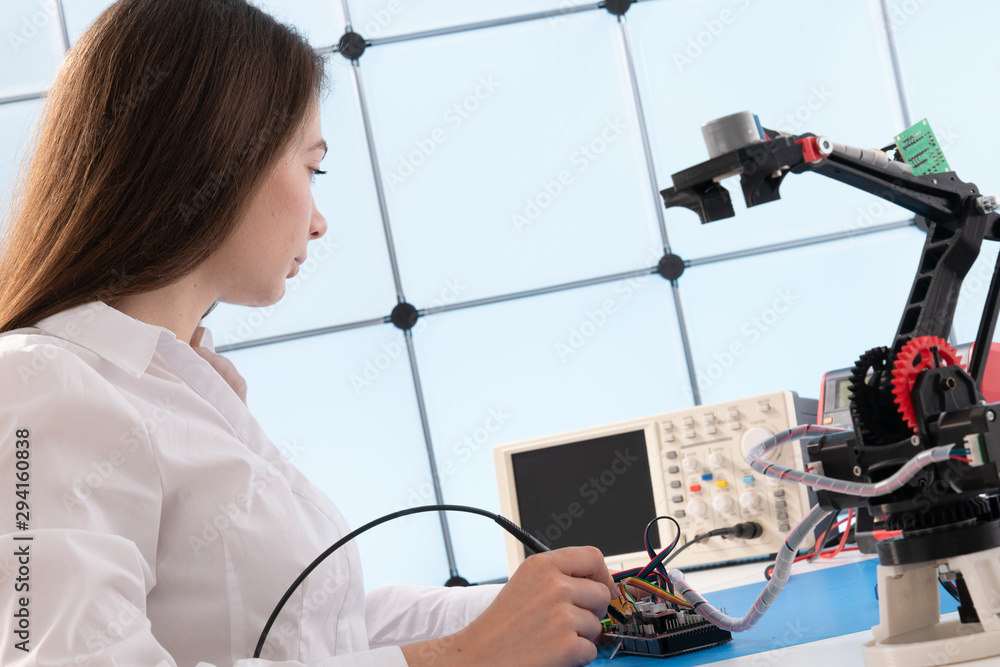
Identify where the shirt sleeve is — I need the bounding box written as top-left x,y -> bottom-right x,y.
365,583 -> 503,648
0,340 -> 409,667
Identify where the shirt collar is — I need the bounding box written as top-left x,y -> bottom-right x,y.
34,301 -> 168,378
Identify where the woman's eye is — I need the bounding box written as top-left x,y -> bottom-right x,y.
311,169 -> 327,183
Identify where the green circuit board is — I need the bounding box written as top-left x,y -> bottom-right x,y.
894,118 -> 951,176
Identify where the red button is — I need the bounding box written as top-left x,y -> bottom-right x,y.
690,484 -> 702,493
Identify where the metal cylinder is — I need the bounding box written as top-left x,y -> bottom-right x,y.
701,111 -> 763,159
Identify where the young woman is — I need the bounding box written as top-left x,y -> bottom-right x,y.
0,1 -> 614,665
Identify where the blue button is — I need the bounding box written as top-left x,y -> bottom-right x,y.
701,473 -> 713,481
743,475 -> 755,484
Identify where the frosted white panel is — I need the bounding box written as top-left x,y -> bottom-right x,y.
347,0 -> 596,40
61,0 -> 112,45
224,325 -> 449,590
415,279 -> 693,583
887,0 -> 1000,207
0,0 -> 65,98
681,226 -> 926,404
205,58 -> 398,347
629,0 -> 910,259
250,0 -> 346,48
63,0 -> 345,49
0,99 -> 42,218
953,243 -> 1000,345
362,11 -> 664,307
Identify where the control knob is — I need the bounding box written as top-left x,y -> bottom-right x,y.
686,499 -> 708,517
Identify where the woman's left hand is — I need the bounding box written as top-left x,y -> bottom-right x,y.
190,326 -> 248,404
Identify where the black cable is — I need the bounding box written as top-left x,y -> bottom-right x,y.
253,504 -> 550,658
659,522 -> 763,569
253,504 -> 631,658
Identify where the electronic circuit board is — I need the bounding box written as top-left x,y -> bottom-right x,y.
894,118 -> 951,176
602,603 -> 732,659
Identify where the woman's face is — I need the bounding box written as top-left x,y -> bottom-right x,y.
207,100 -> 328,307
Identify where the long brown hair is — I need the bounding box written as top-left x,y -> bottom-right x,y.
0,0 -> 325,333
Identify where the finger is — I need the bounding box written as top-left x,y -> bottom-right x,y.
547,547 -> 615,594
565,577 -> 613,620
190,326 -> 206,348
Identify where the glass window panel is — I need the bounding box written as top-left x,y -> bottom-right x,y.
250,0 -> 346,49
414,279 -> 693,583
681,227 -> 926,405
64,0 -> 344,50
347,0 -> 596,41
952,242 -> 1000,346
204,58 -> 398,347
630,0 -> 912,260
0,99 -> 42,219
362,12 -> 664,308
0,0 -> 66,99
61,0 -> 113,45
224,325 -> 449,590
887,0 -> 1000,206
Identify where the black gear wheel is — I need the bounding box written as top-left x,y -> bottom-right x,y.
884,497 -> 991,532
848,346 -> 911,446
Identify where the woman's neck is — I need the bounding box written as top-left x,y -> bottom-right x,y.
108,274 -> 216,344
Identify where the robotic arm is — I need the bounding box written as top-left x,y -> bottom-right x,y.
661,112 -> 1000,666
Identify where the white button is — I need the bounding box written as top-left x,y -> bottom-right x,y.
683,416 -> 695,427
758,402 -> 771,413
730,421 -> 742,430
684,430 -> 696,439
712,495 -> 734,513
740,427 -> 774,459
682,457 -> 699,472
704,413 -> 716,424
662,421 -> 674,431
708,452 -> 725,467
686,499 -> 708,517
740,491 -> 763,510
728,407 -> 740,419
663,432 -> 675,442
707,425 -> 718,435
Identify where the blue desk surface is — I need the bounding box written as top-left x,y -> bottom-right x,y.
592,558 -> 959,666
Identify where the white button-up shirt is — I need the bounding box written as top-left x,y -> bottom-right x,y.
0,302 -> 499,666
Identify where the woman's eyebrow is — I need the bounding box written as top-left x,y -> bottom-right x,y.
309,139 -> 328,158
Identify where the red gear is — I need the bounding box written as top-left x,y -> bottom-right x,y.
890,336 -> 964,432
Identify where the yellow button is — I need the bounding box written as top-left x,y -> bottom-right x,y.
823,416 -> 834,425
716,480 -> 728,488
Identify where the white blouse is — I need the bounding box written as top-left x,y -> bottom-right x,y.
0,302 -> 500,666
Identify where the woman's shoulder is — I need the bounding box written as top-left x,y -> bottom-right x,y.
0,326 -> 111,389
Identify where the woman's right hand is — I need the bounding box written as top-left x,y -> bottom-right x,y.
402,546 -> 615,667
